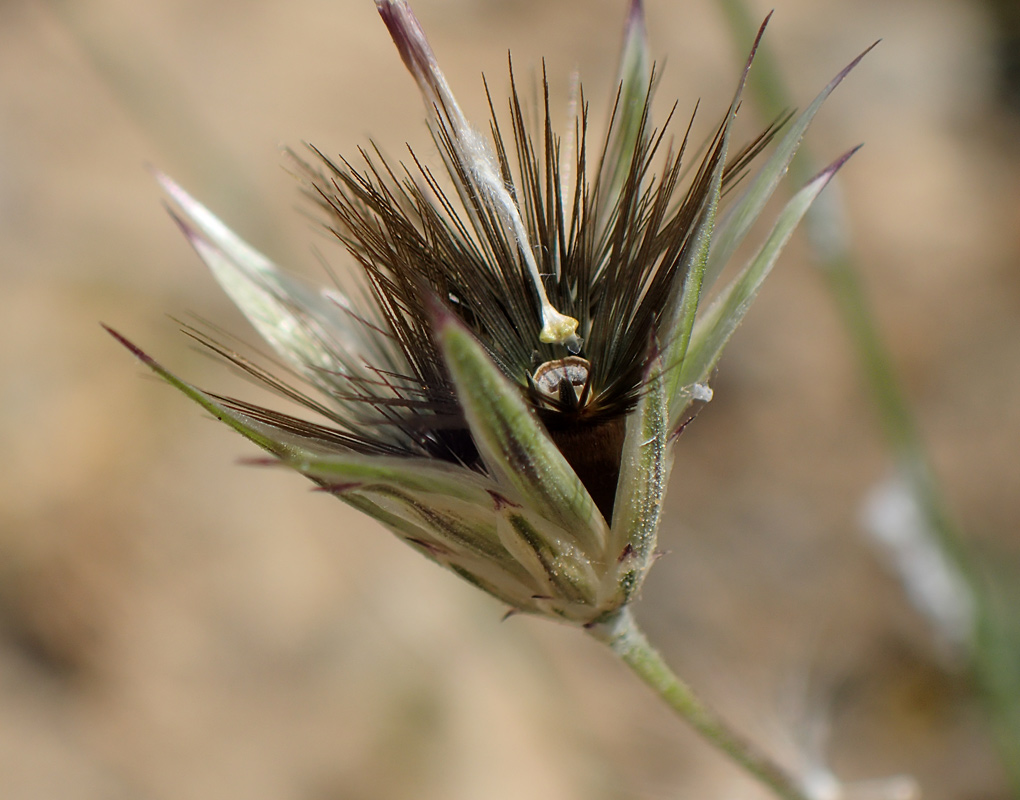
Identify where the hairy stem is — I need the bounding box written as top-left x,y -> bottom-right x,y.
588,607 -> 811,800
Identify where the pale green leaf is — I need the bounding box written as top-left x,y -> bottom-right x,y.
606,353 -> 670,604
157,172 -> 386,384
283,450 -> 499,506
659,16 -> 771,413
679,148 -> 860,410
497,511 -> 600,606
105,326 -> 341,459
704,43 -> 876,290
436,311 -> 609,554
600,0 -> 653,210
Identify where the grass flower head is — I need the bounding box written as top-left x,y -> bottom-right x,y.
109,0 -> 866,627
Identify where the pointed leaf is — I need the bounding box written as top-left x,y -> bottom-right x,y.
283,450 -> 501,506
607,353 -> 669,587
105,326 -> 337,459
157,172 -> 379,382
601,0 -> 653,207
659,169 -> 721,408
435,310 -> 608,553
377,0 -> 578,347
679,148 -> 861,407
704,43 -> 877,290
659,16 -> 771,411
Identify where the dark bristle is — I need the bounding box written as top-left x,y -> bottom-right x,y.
226,55 -> 784,478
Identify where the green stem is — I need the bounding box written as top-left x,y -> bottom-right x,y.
717,0 -> 1020,791
588,607 -> 811,800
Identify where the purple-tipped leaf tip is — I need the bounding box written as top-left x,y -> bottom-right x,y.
164,206 -> 198,243
727,12 -> 774,111
825,40 -> 881,96
151,173 -> 206,243
376,0 -> 437,91
150,167 -> 188,208
102,324 -> 159,369
627,0 -> 646,31
744,12 -> 774,73
161,206 -> 224,274
810,143 -> 863,186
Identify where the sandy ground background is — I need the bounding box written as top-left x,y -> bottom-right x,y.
1,0 -> 1019,797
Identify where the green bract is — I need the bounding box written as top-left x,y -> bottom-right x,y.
110,0 -> 864,625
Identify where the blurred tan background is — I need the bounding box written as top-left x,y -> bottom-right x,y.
1,0 -> 1018,797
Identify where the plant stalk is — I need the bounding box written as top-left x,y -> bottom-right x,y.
716,1 -> 1020,791
588,607 -> 811,800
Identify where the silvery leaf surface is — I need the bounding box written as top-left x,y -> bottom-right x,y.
157,173 -> 391,395
495,509 -> 603,616
378,0 -> 579,347
109,324 -> 604,616
281,450 -> 501,505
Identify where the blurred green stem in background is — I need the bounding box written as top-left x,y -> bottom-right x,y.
717,0 -> 1020,792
